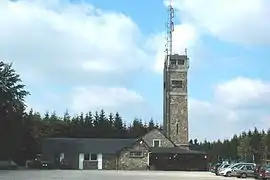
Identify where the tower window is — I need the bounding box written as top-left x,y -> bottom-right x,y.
178,59 -> 184,65
176,124 -> 179,134
170,59 -> 177,65
153,139 -> 161,147
172,80 -> 183,88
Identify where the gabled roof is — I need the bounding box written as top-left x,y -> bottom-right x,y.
42,138 -> 136,154
141,128 -> 177,147
149,147 -> 206,154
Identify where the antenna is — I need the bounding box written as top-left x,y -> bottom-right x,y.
164,0 -> 175,68
167,0 -> 174,56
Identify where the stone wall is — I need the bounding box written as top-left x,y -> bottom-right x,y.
166,54 -> 189,146
142,129 -> 175,147
170,71 -> 188,94
102,154 -> 117,170
118,141 -> 149,170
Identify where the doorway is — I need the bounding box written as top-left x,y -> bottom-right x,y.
97,154 -> 102,170
78,153 -> 84,170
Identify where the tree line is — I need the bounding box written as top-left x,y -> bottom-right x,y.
1,61 -> 270,166
193,128 -> 270,164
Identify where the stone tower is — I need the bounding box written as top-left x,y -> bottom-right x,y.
163,54 -> 189,147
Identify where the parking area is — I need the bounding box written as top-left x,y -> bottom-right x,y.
0,170 -> 247,180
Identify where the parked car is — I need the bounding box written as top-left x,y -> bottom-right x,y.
209,163 -> 219,173
217,163 -> 231,173
214,163 -> 222,175
254,165 -> 263,179
0,160 -> 18,170
27,155 -> 53,169
258,164 -> 270,180
231,164 -> 256,178
218,162 -> 256,177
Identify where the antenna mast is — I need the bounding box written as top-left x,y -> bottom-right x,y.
165,0 -> 174,57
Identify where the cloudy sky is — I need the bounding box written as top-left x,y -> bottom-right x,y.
1,0 -> 270,141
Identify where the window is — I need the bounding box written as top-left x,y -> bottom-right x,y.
247,165 -> 254,170
130,151 -> 144,158
84,154 -> 90,160
178,59 -> 184,65
176,124 -> 179,134
240,165 -> 246,170
90,154 -> 97,161
170,59 -> 177,65
153,140 -> 160,147
172,80 -> 183,88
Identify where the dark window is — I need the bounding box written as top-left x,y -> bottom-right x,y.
240,165 -> 246,170
84,154 -> 90,160
170,59 -> 177,65
176,124 -> 179,134
172,80 -> 183,88
90,154 -> 97,161
130,151 -> 144,158
178,59 -> 184,65
153,140 -> 160,147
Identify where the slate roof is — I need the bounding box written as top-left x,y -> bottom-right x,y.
42,138 -> 136,154
149,147 -> 206,154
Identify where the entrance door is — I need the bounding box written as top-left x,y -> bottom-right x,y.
60,153 -> 64,162
78,153 -> 84,170
97,154 -> 102,170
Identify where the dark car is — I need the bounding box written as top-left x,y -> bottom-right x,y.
27,154 -> 54,169
254,165 -> 263,179
258,164 -> 270,180
214,163 -> 222,175
0,160 -> 18,170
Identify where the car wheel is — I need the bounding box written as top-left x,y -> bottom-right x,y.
241,173 -> 247,178
226,171 -> 231,177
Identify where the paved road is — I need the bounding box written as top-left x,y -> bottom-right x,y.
0,170 -> 243,180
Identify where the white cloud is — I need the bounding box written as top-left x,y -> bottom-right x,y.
71,86 -> 144,112
0,0 -> 154,117
214,77 -> 270,109
189,77 -> 270,141
170,0 -> 270,45
0,0 -> 155,85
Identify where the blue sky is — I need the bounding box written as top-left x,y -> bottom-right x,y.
1,0 -> 270,141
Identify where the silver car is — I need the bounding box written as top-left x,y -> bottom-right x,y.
231,164 -> 256,178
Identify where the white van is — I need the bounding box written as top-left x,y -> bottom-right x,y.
218,163 -> 256,177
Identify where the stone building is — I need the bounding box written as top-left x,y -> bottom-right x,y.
43,129 -> 173,170
41,53 -> 208,171
163,54 -> 189,148
42,129 -> 206,170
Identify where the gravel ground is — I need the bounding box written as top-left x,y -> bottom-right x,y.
0,170 -> 243,180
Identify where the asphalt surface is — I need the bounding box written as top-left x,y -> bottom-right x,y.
0,170 -> 244,180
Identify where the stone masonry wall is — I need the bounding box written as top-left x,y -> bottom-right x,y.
142,129 -> 175,147
102,154 -> 117,170
167,54 -> 189,146
170,71 -> 188,94
118,141 -> 149,170
169,95 -> 189,145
